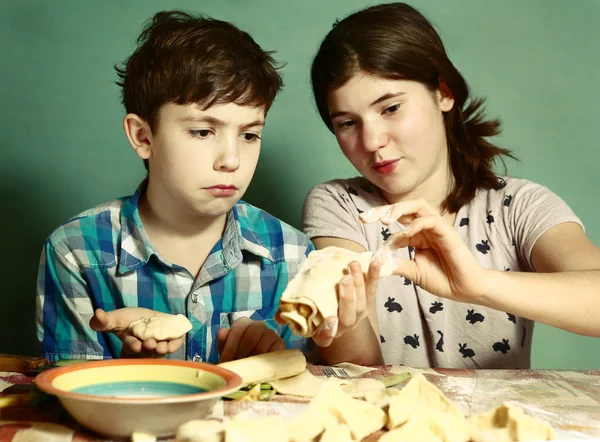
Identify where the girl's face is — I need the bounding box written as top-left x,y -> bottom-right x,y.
327,74 -> 455,206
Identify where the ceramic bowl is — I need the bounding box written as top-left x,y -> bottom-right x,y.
35,358 -> 243,438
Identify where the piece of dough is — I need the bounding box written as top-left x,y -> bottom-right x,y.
131,431 -> 157,442
340,378 -> 386,397
287,402 -> 339,442
387,373 -> 463,430
269,369 -> 385,399
225,415 -> 287,442
363,387 -> 402,410
319,423 -> 353,442
279,246 -> 394,337
383,412 -> 471,442
218,349 -> 306,387
176,419 -> 224,442
129,314 -> 192,341
468,403 -> 556,441
269,369 -> 327,398
313,380 -> 387,441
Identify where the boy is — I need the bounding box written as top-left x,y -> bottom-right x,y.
36,10 -> 312,363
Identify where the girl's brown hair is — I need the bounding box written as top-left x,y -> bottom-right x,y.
311,2 -> 515,212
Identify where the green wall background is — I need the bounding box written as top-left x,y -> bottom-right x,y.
1,0 -> 599,368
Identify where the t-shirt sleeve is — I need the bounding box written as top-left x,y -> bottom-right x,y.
507,181 -> 584,271
301,181 -> 369,250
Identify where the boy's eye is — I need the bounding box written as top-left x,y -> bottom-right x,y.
241,133 -> 261,142
189,129 -> 212,138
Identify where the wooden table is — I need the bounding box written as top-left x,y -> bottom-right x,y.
1,364 -> 600,441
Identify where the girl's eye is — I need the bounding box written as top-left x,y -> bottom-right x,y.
189,129 -> 212,138
384,104 -> 401,115
337,120 -> 355,129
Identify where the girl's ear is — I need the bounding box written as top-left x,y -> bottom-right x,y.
437,77 -> 455,112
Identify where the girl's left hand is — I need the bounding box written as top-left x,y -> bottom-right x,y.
361,198 -> 488,303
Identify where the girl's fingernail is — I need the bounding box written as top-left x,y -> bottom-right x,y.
360,208 -> 376,223
328,318 -> 338,337
381,207 -> 393,223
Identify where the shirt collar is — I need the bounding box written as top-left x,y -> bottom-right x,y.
117,183 -> 273,274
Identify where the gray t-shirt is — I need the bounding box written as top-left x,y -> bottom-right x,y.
302,177 -> 583,369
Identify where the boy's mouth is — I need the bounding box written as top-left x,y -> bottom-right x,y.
204,184 -> 238,197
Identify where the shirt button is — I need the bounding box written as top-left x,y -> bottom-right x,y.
193,354 -> 202,362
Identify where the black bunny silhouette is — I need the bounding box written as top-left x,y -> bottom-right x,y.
384,297 -> 403,313
459,343 -> 475,358
493,339 -> 510,354
404,334 -> 420,349
466,309 -> 485,324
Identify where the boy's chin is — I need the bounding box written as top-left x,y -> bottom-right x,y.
192,200 -> 238,218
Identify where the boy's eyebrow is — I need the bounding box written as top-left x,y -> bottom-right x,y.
329,92 -> 406,120
179,115 -> 264,129
240,120 -> 265,130
179,115 -> 225,126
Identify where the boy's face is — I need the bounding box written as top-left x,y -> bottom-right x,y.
146,102 -> 265,218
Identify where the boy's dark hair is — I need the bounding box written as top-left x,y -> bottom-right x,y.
115,10 -> 283,169
311,2 -> 516,213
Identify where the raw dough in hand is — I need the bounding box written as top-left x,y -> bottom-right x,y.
129,314 -> 192,341
278,246 -> 394,337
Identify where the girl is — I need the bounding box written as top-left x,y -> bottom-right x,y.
300,2 -> 600,368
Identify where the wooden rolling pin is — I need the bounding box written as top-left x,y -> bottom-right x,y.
0,354 -> 50,373
217,349 -> 306,387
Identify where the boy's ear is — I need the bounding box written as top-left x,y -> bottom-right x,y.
123,114 -> 153,160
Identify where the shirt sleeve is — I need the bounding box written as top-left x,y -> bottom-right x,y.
506,181 -> 584,271
302,181 -> 369,250
36,241 -> 112,362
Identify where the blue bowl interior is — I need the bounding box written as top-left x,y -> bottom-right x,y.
72,380 -> 208,398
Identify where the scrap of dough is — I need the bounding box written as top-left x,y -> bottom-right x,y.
269,369 -> 384,399
0,421 -> 74,442
363,387 -> 402,410
225,415 -> 287,442
340,378 -> 386,397
468,403 -> 556,441
278,246 -> 394,337
387,373 -> 463,430
313,380 -> 387,441
287,402 -> 339,442
131,431 -> 157,442
319,423 -> 353,442
129,314 -> 192,341
382,412 -> 471,442
269,369 -> 327,398
176,419 -> 224,442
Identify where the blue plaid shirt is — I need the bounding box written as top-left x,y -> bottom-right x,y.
36,184 -> 313,363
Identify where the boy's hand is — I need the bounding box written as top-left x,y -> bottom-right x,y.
89,308 -> 184,358
217,317 -> 286,363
